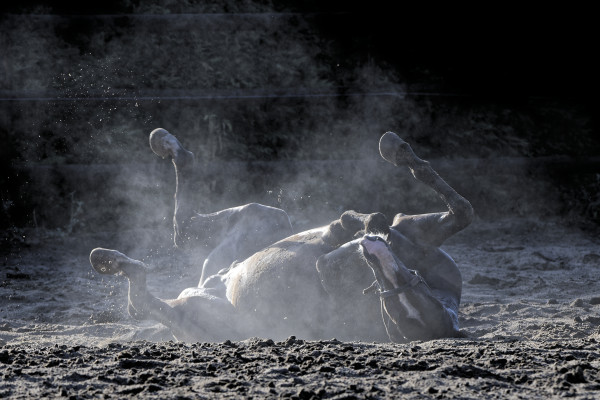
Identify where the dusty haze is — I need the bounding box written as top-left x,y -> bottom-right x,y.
1,1 -> 599,398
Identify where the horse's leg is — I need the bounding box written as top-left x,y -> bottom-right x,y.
149,128 -> 196,247
199,241 -> 233,285
379,131 -> 474,247
90,248 -> 239,341
322,210 -> 390,248
90,247 -> 186,331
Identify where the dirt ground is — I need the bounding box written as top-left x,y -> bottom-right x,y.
2,216 -> 600,399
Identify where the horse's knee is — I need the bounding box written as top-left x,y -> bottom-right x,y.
452,197 -> 474,230
322,220 -> 356,247
365,213 -> 390,235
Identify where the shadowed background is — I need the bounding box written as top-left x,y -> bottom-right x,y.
1,1 -> 597,247
3,8 -> 600,399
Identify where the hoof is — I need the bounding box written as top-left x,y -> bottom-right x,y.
379,132 -> 426,168
149,128 -> 194,164
90,248 -> 147,276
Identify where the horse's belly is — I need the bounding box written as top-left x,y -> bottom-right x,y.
224,228 -> 336,336
221,227 -> 389,341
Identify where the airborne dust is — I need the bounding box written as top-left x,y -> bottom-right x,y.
1,2 -> 600,399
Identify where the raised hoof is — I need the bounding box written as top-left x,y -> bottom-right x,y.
89,248 -> 147,276
149,128 -> 194,164
379,131 -> 427,168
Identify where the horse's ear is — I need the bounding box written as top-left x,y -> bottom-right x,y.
365,213 -> 390,235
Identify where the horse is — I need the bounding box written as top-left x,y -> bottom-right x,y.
90,130 -> 473,343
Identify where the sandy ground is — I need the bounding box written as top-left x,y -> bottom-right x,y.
2,217 -> 600,399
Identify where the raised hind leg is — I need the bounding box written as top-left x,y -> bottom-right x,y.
379,131 -> 474,247
150,128 -> 196,247
90,248 -> 241,341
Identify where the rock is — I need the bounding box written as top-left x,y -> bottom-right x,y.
0,350 -> 10,364
589,297 -> 600,305
0,323 -> 12,332
288,365 -> 300,373
296,388 -> 315,399
570,299 -> 585,307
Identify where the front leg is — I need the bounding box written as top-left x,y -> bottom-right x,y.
360,236 -> 461,341
149,128 -> 196,247
90,248 -> 239,342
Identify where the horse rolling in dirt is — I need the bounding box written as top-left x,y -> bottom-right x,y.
90,131 -> 473,343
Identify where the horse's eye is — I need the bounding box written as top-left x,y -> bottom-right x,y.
365,235 -> 386,244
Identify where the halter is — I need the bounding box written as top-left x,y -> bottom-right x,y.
363,270 -> 426,298
360,235 -> 427,299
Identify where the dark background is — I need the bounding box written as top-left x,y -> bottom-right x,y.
2,1 -> 595,99
1,1 -> 597,237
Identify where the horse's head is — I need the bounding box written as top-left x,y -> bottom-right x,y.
316,232 -> 395,298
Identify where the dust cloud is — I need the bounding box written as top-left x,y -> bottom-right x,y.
2,3 -> 600,399
1,2 -> 431,341
0,3 -> 422,237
